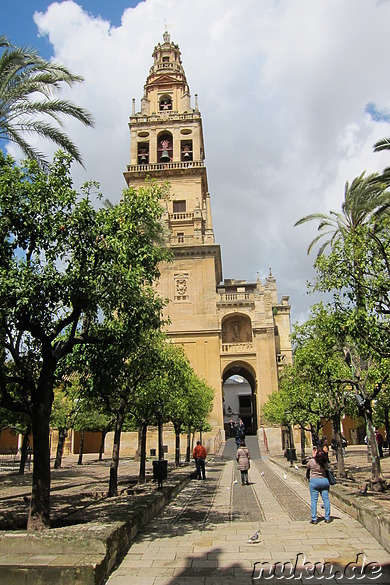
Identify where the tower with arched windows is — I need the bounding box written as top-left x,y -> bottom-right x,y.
123,32 -> 292,451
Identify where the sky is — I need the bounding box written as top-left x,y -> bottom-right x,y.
2,0 -> 390,325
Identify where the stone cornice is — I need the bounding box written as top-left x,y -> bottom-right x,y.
171,243 -> 222,284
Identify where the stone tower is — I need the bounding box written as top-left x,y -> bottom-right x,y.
124,33 -> 292,447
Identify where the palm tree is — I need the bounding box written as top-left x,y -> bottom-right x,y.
296,172 -> 390,489
0,36 -> 94,165
294,171 -> 388,257
373,137 -> 390,187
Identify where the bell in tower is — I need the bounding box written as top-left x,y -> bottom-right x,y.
158,136 -> 172,163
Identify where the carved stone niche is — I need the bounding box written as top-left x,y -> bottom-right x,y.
174,272 -> 189,301
222,315 -> 252,344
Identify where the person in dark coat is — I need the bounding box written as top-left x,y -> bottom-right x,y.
235,425 -> 244,449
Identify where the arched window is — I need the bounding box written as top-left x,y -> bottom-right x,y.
181,140 -> 193,162
157,132 -> 173,163
137,142 -> 149,165
159,95 -> 172,111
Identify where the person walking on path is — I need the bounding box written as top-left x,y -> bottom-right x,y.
236,439 -> 250,485
192,440 -> 207,480
306,448 -> 331,524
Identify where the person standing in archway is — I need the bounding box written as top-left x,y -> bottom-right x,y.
235,423 -> 244,449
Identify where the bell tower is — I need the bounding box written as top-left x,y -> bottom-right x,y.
124,33 -> 293,449
124,31 -> 218,250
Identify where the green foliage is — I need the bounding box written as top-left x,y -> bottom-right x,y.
263,305 -> 350,430
0,152 -> 170,526
0,406 -> 29,436
295,172 -> 388,257
163,344 -> 214,432
0,153 -> 169,411
50,387 -> 78,431
296,166 -> 390,484
0,36 -> 94,165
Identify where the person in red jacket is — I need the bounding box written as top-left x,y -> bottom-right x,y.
193,441 -> 207,480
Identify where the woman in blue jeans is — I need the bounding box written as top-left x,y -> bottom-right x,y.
307,448 -> 331,524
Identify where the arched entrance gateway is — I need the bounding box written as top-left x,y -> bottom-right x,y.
222,364 -> 257,436
120,32 -> 293,456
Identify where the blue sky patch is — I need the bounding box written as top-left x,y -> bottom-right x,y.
365,102 -> 390,123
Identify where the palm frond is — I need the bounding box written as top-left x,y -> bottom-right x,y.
294,213 -> 332,227
373,137 -> 390,152
306,230 -> 335,256
0,39 -> 94,165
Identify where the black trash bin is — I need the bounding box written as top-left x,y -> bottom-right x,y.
153,460 -> 167,488
286,448 -> 297,462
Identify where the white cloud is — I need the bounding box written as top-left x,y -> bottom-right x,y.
10,0 -> 390,324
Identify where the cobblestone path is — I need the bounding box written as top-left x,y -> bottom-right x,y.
105,439 -> 390,584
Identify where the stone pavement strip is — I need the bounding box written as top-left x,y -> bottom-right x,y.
105,456 -> 390,585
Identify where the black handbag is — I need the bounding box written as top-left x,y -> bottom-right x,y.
327,469 -> 337,485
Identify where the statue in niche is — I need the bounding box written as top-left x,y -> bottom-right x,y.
231,318 -> 241,342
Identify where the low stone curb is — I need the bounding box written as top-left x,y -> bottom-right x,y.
0,466 -> 193,585
270,457 -> 390,554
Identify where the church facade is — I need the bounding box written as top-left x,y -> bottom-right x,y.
123,32 -> 292,452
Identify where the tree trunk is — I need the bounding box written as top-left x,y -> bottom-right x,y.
310,425 -> 319,449
384,408 -> 390,453
77,429 -> 84,465
138,421 -> 148,483
300,425 -> 306,463
134,427 -> 142,461
158,415 -> 164,460
186,425 -> 191,462
99,430 -> 107,461
331,413 -> 346,478
28,375 -> 54,530
54,428 -> 67,469
18,423 -> 32,475
365,410 -> 382,486
108,410 -> 124,497
174,425 -> 181,467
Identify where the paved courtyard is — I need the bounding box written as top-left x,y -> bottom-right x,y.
105,438 -> 390,584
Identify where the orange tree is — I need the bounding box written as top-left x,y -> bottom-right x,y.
0,152 -> 169,529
